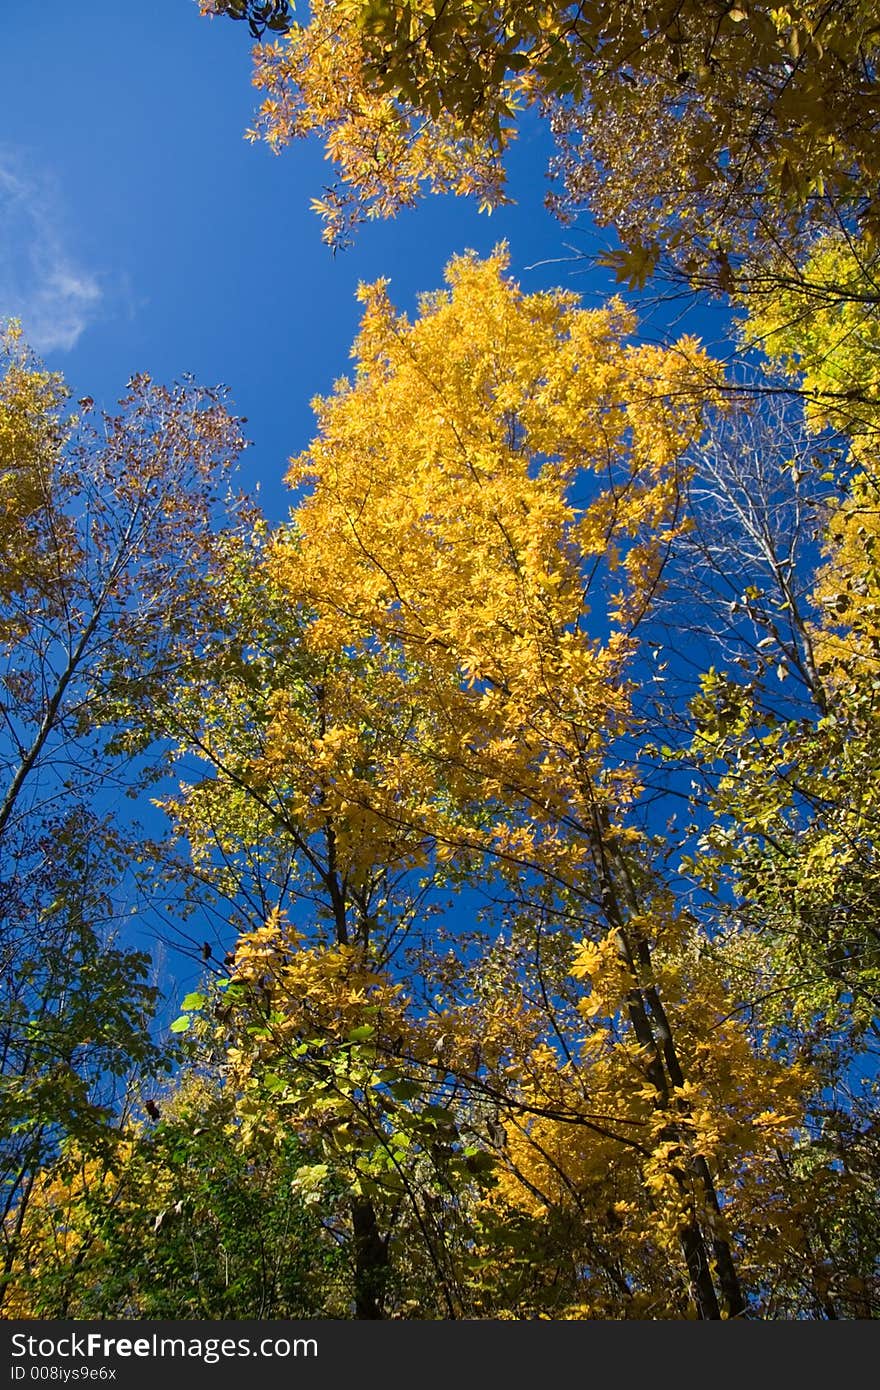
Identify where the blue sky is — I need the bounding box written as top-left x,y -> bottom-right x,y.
1,1 -> 734,997
0,0 -> 620,522
1,1 -> 733,522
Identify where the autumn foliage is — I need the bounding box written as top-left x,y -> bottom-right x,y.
2,2 -> 879,1322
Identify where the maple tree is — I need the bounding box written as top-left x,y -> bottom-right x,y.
135,250 -> 834,1318
203,0 -> 880,279
741,230 -> 880,448
134,520 -> 494,1315
646,349 -> 880,1314
691,241 -> 880,1050
676,524 -> 880,1314
153,582 -> 442,1315
0,336 -> 249,845
0,329 -> 252,1307
546,1 -> 880,295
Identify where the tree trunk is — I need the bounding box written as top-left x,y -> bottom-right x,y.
351,1196 -> 389,1319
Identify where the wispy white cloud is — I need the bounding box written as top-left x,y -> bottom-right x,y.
0,151 -> 102,353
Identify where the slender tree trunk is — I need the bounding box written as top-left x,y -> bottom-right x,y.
323,815 -> 390,1318
350,1197 -> 389,1319
591,810 -> 746,1318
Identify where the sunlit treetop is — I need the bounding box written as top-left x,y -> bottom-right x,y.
0,323 -> 69,615
263,249 -> 717,886
201,0 -> 880,268
742,231 -> 880,448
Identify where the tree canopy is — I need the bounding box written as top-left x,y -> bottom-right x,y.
3,0 -> 879,1322
211,0 -> 879,270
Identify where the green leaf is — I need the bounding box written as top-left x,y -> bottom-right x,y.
389,1079 -> 422,1101
347,1024 -> 375,1042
